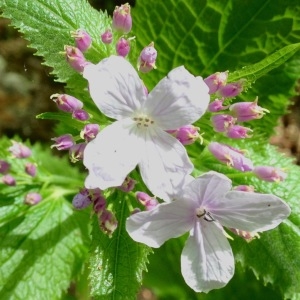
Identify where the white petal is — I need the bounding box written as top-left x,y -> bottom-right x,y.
83,56 -> 146,120
182,171 -> 232,206
210,191 -> 291,232
83,119 -> 142,190
145,66 -> 209,129
126,199 -> 196,248
139,128 -> 193,202
181,220 -> 234,293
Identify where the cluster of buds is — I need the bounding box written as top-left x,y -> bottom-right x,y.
167,125 -> 202,146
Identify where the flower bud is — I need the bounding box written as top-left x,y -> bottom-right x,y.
229,97 -> 269,122
64,45 -> 88,73
218,79 -> 246,98
101,29 -> 113,44
228,228 -> 259,242
2,174 -> 16,186
51,134 -> 74,151
99,209 -> 118,237
24,192 -> 42,205
225,125 -> 252,139
72,109 -> 90,121
136,191 -> 158,211
210,114 -> 236,132
93,191 -> 106,214
80,124 -> 100,142
208,142 -> 254,172
50,93 -> 83,113
71,29 -> 92,52
137,42 -> 157,73
204,71 -> 228,94
69,143 -> 87,163
112,3 -> 132,34
167,125 -> 201,145
253,166 -> 287,182
207,98 -> 229,112
72,188 -> 92,209
233,185 -> 255,192
0,160 -> 10,174
25,162 -> 37,177
9,141 -> 31,158
117,176 -> 136,192
116,37 -> 130,57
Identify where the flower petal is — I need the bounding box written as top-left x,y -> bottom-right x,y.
210,190 -> 291,232
181,220 -> 234,293
139,128 -> 193,201
126,199 -> 196,248
83,56 -> 146,120
83,119 -> 141,190
145,66 -> 209,130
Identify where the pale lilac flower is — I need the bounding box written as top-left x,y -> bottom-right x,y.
126,171 -> 291,292
83,55 -> 209,201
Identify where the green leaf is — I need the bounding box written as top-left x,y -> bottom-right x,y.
89,192 -> 151,300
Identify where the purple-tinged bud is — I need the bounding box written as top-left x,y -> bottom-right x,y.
207,98 -> 230,112
226,125 -> 253,139
50,93 -> 83,113
72,109 -> 90,121
136,191 -> 158,211
204,71 -> 228,94
72,188 -> 92,209
116,37 -> 130,57
51,134 -> 74,151
137,42 -> 157,73
218,79 -> 246,98
208,142 -> 254,172
228,228 -> 259,242
112,3 -> 132,34
2,174 -> 16,186
99,209 -> 118,237
101,29 -> 113,44
233,185 -> 255,192
210,114 -> 236,132
9,141 -> 31,158
24,192 -> 42,205
229,97 -> 269,122
69,143 -> 87,163
253,166 -> 287,182
117,176 -> 136,192
93,192 -> 106,214
25,162 -> 37,177
80,124 -> 100,142
64,45 -> 89,73
167,125 -> 201,145
71,29 -> 92,52
0,160 -> 10,174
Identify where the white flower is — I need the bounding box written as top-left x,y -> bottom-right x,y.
83,56 -> 209,201
126,171 -> 291,292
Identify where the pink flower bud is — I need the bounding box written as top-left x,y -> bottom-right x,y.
0,160 -> 10,174
167,125 -> 200,145
71,29 -> 92,52
51,134 -> 74,151
207,98 -> 229,112
9,141 -> 31,158
233,185 -> 255,192
210,114 -> 236,132
99,209 -> 118,237
225,125 -> 252,139
25,162 -> 37,177
204,71 -> 228,94
136,191 -> 158,211
72,188 -> 92,209
24,192 -> 42,205
253,166 -> 287,182
229,97 -> 269,122
50,93 -> 83,113
137,42 -> 157,73
2,174 -> 16,186
69,143 -> 87,163
116,37 -> 130,57
117,176 -> 136,192
218,79 -> 246,98
112,3 -> 132,34
208,142 -> 254,172
80,124 -> 100,142
228,228 -> 259,242
101,29 -> 113,44
72,109 -> 90,121
93,191 -> 106,214
64,45 -> 89,73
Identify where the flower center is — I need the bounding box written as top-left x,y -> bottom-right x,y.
133,113 -> 154,128
196,207 -> 215,222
